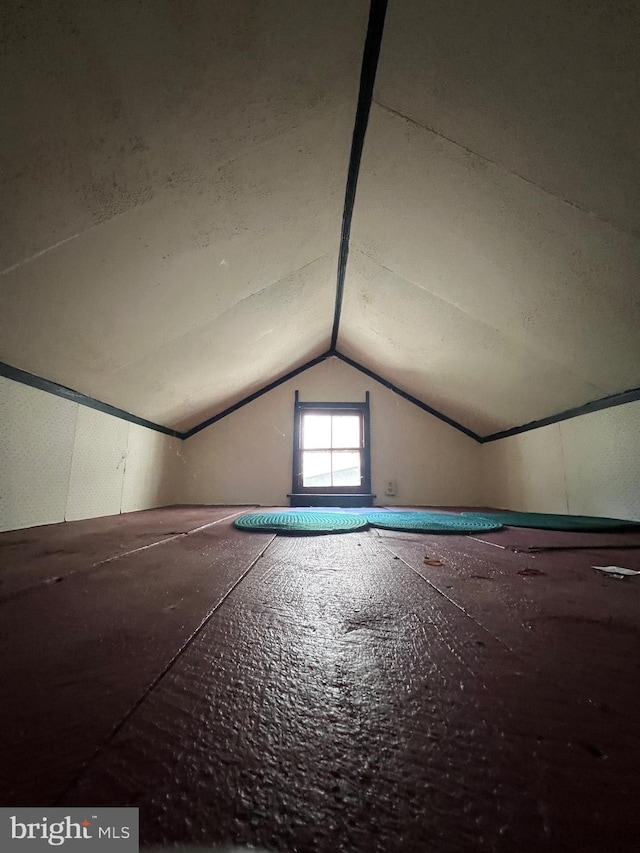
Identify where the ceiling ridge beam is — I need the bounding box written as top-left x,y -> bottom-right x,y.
330,0 -> 388,350
481,385 -> 640,443
0,361 -> 181,439
333,351 -> 482,442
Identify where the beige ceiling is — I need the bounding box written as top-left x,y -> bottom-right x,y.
2,0 -> 639,435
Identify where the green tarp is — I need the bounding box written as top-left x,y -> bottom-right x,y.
461,511 -> 640,531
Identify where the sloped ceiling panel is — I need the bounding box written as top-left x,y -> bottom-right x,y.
126,253 -> 337,432
3,0 -> 640,438
0,0 -> 368,429
345,0 -> 640,434
341,249 -> 605,437
374,0 -> 640,237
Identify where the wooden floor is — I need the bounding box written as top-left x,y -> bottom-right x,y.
1,505 -> 640,852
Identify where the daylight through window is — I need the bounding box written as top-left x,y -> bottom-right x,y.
301,413 -> 362,487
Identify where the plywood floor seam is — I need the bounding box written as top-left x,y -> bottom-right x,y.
0,505 -> 256,600
1,505 -> 639,852
376,537 -> 520,662
374,533 -> 637,724
53,533 -> 278,808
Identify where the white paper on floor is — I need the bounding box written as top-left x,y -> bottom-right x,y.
592,565 -> 640,577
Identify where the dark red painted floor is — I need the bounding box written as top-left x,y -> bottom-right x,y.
1,506 -> 639,852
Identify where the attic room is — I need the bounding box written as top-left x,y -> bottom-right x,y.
1,0 -> 639,850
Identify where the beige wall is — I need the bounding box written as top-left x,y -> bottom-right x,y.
179,357 -> 482,507
482,401 -> 640,521
4,365 -> 637,530
0,376 -> 182,531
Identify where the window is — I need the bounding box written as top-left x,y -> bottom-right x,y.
300,412 -> 362,487
291,392 -> 372,498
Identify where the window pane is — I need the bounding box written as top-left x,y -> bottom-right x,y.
302,414 -> 331,449
331,451 -> 361,486
331,415 -> 361,448
302,451 -> 332,486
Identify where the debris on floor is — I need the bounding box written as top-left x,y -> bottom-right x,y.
593,565 -> 640,578
514,544 -> 640,553
423,558 -> 443,566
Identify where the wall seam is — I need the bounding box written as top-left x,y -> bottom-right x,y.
64,403 -> 81,522
556,422 -> 570,514
119,422 -> 132,515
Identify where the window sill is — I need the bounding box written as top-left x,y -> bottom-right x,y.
287,493 -> 376,508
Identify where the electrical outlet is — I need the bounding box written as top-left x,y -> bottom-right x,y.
385,479 -> 396,496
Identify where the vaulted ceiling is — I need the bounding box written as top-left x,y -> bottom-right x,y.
2,0 -> 639,436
